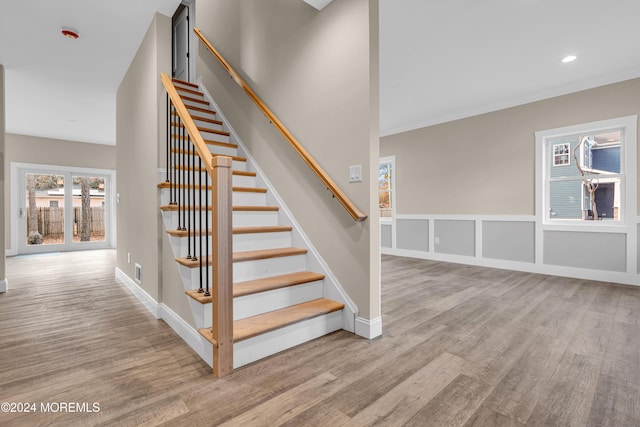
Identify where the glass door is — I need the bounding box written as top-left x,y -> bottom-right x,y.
24,173 -> 66,248
17,167 -> 113,254
72,175 -> 106,244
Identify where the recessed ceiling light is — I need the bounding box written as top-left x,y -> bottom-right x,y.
561,55 -> 577,63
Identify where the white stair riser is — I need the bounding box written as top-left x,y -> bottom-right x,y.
233,231 -> 291,252
234,254 -> 307,282
170,139 -> 237,158
171,122 -> 230,144
159,177 -> 257,205
163,209 -> 280,230
200,131 -> 230,144
178,253 -> 307,290
163,188 -> 264,207
233,191 -> 266,206
232,310 -> 343,368
192,118 -> 222,130
171,157 -> 246,172
233,211 -> 280,227
195,280 -> 324,328
169,231 -> 292,259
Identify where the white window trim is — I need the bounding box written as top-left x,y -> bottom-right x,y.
9,162 -> 117,255
379,155 -> 396,223
535,115 -> 637,229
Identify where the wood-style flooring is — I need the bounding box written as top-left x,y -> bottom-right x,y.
1,251 -> 639,426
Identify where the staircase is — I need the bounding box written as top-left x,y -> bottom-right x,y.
159,78 -> 349,374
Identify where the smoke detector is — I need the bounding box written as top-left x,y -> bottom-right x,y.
61,27 -> 79,39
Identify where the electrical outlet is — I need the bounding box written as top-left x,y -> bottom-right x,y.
434,237 -> 440,244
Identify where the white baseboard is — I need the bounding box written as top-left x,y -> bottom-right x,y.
115,267 -> 213,367
159,303 -> 213,368
383,247 -> 640,287
0,279 -> 7,293
355,316 -> 382,339
115,267 -> 160,319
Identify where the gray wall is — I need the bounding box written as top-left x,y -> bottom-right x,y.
380,78 -> 640,215
116,13 -> 186,320
396,219 -> 428,252
544,230 -> 626,272
482,220 -> 535,263
196,0 -> 380,319
434,219 -> 475,257
4,133 -> 116,252
381,77 -> 640,281
0,65 -> 5,285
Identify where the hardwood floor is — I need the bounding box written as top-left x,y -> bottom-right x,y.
1,251 -> 639,426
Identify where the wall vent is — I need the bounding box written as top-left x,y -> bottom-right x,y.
134,263 -> 142,284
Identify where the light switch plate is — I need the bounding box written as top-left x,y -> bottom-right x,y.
349,165 -> 362,183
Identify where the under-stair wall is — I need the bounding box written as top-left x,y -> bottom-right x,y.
195,0 -> 381,336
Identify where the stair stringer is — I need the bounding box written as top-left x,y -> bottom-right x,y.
196,77 -> 358,334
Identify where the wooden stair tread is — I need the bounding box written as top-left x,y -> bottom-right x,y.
233,225 -> 292,234
169,148 -> 249,164
174,86 -> 203,97
171,165 -> 256,177
176,247 -> 307,268
234,298 -> 344,342
179,95 -> 209,105
185,104 -> 214,114
171,111 -> 221,126
186,271 -> 325,303
198,298 -> 343,345
171,121 -> 230,137
171,133 -> 236,149
160,204 -> 279,212
157,182 -> 264,193
172,78 -> 198,88
234,271 -> 325,297
167,225 -> 292,238
234,247 -> 307,262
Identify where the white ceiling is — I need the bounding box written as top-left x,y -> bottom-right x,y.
380,0 -> 640,136
0,0 -> 180,145
2,1 -> 640,145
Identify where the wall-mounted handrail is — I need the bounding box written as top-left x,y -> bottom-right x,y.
194,27 -> 368,222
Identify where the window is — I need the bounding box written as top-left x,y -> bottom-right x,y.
536,116 -> 637,225
379,156 -> 395,219
552,143 -> 570,166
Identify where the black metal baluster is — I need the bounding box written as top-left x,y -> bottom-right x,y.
166,95 -> 170,183
186,133 -> 192,259
180,122 -> 187,231
170,109 -> 177,206
198,155 -> 204,294
191,143 -> 198,263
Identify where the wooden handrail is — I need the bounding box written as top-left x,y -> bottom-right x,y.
194,28 -> 368,222
161,73 -> 214,176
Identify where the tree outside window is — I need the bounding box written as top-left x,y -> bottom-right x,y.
379,157 -> 395,218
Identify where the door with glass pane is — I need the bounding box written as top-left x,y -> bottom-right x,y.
18,169 -> 111,254
23,173 -> 66,248
72,175 -> 106,244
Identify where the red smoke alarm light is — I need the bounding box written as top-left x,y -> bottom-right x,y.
61,28 -> 79,39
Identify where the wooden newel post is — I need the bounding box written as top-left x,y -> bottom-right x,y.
211,155 -> 233,377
